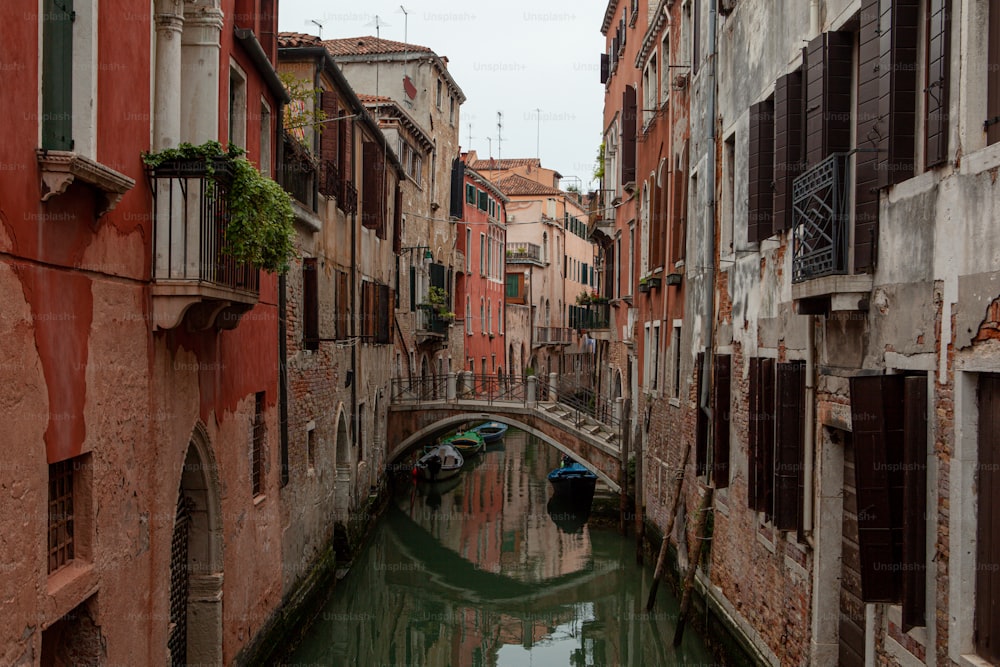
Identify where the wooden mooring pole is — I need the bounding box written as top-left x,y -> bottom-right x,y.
672,486 -> 714,647
644,440 -> 692,610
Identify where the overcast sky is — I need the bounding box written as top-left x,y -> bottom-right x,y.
278,1 -> 608,191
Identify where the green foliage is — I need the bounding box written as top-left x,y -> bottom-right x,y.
281,72 -> 328,144
142,141 -> 295,274
422,286 -> 454,320
593,142 -> 606,181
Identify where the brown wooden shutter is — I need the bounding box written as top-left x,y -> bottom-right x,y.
377,284 -> 390,344
693,0 -> 700,77
748,98 -> 775,243
988,6 -> 1000,145
877,0 -> 920,189
393,183 -> 403,254
671,142 -> 689,263
775,361 -> 805,531
976,375 -> 1000,661
773,70 -> 804,233
338,271 -> 349,339
856,0 -> 881,273
319,91 -> 339,196
925,0 -> 951,167
600,53 -> 610,84
805,31 -> 853,168
622,86 -> 637,185
303,258 -> 318,351
761,358 -> 775,520
850,374 -> 905,603
748,358 -> 761,508
695,352 -> 708,477
361,141 -> 387,235
712,355 -> 732,489
901,375 -> 927,631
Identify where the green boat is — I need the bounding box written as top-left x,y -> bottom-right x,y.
437,430 -> 485,457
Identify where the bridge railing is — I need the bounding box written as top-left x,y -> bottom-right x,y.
391,373 -> 545,406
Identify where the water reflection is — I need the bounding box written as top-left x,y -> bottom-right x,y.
285,428 -> 713,667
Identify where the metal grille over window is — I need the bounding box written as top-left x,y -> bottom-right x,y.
47,460 -> 75,573
168,495 -> 193,666
252,392 -> 265,496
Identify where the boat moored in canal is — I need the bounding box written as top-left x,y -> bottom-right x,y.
547,457 -> 598,500
435,430 -> 485,457
472,421 -> 508,443
415,443 -> 464,481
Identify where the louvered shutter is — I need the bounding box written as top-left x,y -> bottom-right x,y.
42,0 -> 74,150
378,284 -> 390,344
622,86 -> 637,185
976,376 -> 1000,660
925,0 -> 951,167
450,158 -> 465,219
600,53 -> 610,84
319,91 -> 339,196
393,184 -> 403,254
303,258 -> 319,351
856,0 -> 881,273
671,142 -> 688,263
748,98 -> 775,243
901,375 -> 927,631
695,352 -> 708,477
877,0 -> 920,189
774,361 -> 804,531
805,32 -> 853,167
850,375 -> 905,603
361,142 -> 380,230
409,266 -> 416,311
748,358 -> 761,508
989,5 -> 1000,145
712,355 -> 732,489
773,70 -> 804,233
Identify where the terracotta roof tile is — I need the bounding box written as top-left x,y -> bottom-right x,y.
493,174 -> 564,197
277,32 -> 323,48
323,36 -> 434,57
357,94 -> 396,105
468,158 -> 542,171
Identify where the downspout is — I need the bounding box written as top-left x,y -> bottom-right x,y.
278,101 -> 289,487
803,316 -> 816,544
351,121 -> 359,470
700,0 -> 719,450
809,0 -> 821,38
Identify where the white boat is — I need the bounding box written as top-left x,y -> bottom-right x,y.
415,444 -> 464,481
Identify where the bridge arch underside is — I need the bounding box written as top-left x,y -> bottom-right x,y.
387,407 -> 621,492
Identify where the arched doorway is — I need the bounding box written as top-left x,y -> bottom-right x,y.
334,406 -> 352,516
169,424 -> 223,666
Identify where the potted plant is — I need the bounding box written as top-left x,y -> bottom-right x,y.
576,291 -> 592,305
646,275 -> 662,289
143,141 -> 295,274
638,277 -> 650,293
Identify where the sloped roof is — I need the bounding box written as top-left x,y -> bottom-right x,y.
356,94 -> 396,104
277,32 -> 323,48
494,174 -> 564,197
468,158 -> 542,171
323,36 -> 434,57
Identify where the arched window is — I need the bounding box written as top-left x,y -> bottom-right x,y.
466,295 -> 472,334
543,232 -> 548,263
640,181 -> 650,277
488,298 -> 492,333
498,303 -> 503,334
480,297 -> 485,334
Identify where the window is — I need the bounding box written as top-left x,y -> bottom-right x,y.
747,358 -> 775,519
773,70 -> 804,236
478,189 -> 488,212
414,155 -> 422,186
640,184 -> 650,277
303,258 -> 319,351
449,95 -> 455,125
252,391 -> 265,497
480,234 -> 486,275
691,0 -> 700,77
436,79 -> 443,109
466,183 -> 476,204
924,0 -> 950,166
628,226 -> 635,296
660,34 -> 670,106
306,424 -> 316,471
480,298 -> 485,334
466,228 -> 472,272
335,270 -> 349,340
614,235 -> 621,298
259,100 -> 272,177
361,142 -> 387,238
229,65 -> 247,149
643,57 -> 657,126
466,295 -> 472,334
773,361 -> 805,530
506,273 -> 525,304
712,354 -> 731,488
361,281 -> 392,344
488,298 -> 492,334
747,101 -> 773,244
670,324 -> 681,398
498,303 -> 503,334
487,236 -> 492,278
988,3 -> 1000,145
977,375 -> 1000,655
48,459 -> 75,573
695,352 -> 708,476
41,0 -> 74,150
850,374 -> 928,628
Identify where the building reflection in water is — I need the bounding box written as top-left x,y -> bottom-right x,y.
285,429 -> 713,667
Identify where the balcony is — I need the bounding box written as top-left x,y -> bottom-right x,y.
791,153 -> 872,313
587,189 -> 615,241
578,303 -> 611,330
149,159 -> 260,330
415,304 -> 451,345
534,326 -> 572,346
279,136 -> 317,212
506,242 -> 545,266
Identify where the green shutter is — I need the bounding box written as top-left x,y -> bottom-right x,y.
42,0 -> 74,150
466,183 -> 475,204
478,190 -> 488,211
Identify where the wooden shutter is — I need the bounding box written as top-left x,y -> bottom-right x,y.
409,266 -> 416,311
338,110 -> 351,201
377,284 -> 390,344
42,0 -> 74,150
692,0 -> 700,77
805,32 -> 853,168
393,184 -> 403,254
748,358 -> 761,508
748,98 -> 775,243
976,375 -> 1000,661
621,86 -> 637,185
877,0 -> 920,189
319,91 -> 339,196
671,142 -> 689,263
695,352 -> 708,477
773,70 -> 804,233
429,263 -> 445,290
901,375 -> 927,631
303,258 -> 318,351
761,358 -> 775,519
856,0 -> 881,273
600,53 -> 610,84
925,0 -> 950,167
989,5 -> 1000,145
361,142 -> 382,231
450,158 -> 464,219
774,361 -> 805,531
850,375 -> 905,603
712,355 -> 732,489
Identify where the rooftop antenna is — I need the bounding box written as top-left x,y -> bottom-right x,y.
468,122 -> 473,149
497,112 -> 503,162
307,19 -> 324,39
399,5 -> 409,76
535,108 -> 542,159
487,136 -> 492,160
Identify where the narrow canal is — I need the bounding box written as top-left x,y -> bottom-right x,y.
283,428 -> 714,666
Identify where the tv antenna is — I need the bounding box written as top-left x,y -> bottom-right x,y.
307,19 -> 324,39
497,112 -> 503,162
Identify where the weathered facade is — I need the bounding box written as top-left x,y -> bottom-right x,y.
0,0 -> 291,663
605,0 -> 1000,665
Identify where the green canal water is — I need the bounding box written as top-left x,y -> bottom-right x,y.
283,428 -> 714,666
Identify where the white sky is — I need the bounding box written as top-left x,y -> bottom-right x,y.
277,0 -> 609,190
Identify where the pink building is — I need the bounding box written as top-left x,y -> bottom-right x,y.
456,157 -> 508,378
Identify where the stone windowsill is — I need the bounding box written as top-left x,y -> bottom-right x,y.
37,149 -> 135,218
45,561 -> 98,626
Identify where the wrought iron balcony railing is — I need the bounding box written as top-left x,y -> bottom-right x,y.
792,153 -> 851,283
535,326 -> 573,345
416,304 -> 451,336
506,242 -> 544,265
572,303 -> 611,331
280,136 -> 318,211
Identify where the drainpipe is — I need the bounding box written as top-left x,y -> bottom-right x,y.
277,98 -> 289,487
810,0 -> 821,38
351,120 -> 359,475
700,0 -> 719,445
803,316 -> 816,544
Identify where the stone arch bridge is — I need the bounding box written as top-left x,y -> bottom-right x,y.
387,374 -> 624,492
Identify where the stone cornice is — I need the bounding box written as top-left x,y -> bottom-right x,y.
36,150 -> 136,218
